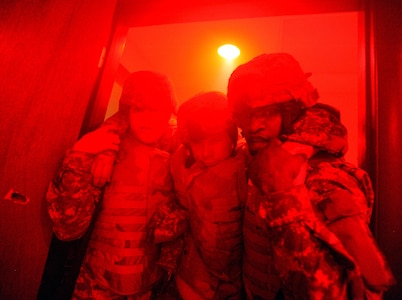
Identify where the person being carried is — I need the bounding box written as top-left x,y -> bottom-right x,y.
227,53 -> 395,300
46,71 -> 178,299
163,91 -> 247,300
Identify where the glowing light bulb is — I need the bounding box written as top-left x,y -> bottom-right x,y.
218,44 -> 240,59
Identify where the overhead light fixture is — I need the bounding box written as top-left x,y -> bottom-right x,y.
217,44 -> 240,60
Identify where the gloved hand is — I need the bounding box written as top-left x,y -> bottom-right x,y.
147,200 -> 189,244
91,151 -> 116,187
248,139 -> 306,194
72,127 -> 120,187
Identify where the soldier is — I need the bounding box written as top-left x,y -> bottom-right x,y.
227,53 -> 395,299
168,92 -> 247,299
46,71 -> 178,299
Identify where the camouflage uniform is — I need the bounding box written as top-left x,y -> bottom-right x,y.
249,170 -> 356,300
164,92 -> 247,300
289,106 -> 395,298
227,53 -> 394,299
169,147 -> 246,300
46,71 -> 179,299
240,107 -> 395,299
46,136 -> 176,299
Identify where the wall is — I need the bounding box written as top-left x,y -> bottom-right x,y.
371,0 -> 402,298
0,1 -> 116,299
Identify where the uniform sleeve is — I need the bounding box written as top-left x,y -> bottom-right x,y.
284,105 -> 348,157
306,159 -> 395,293
150,198 -> 189,244
100,110 -> 129,135
46,113 -> 127,241
46,150 -> 102,241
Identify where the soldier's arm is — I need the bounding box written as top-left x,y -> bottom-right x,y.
46,145 -> 105,241
307,163 -> 395,294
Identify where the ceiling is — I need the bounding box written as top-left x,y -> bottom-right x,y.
116,0 -> 360,27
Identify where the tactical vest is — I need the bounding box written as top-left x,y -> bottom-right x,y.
187,158 -> 245,282
84,140 -> 174,295
242,181 -> 281,300
173,153 -> 246,299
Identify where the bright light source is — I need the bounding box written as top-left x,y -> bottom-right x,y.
218,44 -> 240,60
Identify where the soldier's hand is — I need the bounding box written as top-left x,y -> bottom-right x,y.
72,127 -> 120,154
248,139 -> 306,194
91,151 -> 116,187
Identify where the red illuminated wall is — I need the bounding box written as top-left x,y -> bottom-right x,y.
0,1 -> 117,299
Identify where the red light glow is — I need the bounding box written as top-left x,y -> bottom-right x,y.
218,44 -> 240,60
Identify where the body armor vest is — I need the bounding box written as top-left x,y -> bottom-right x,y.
187,158 -> 245,283
172,149 -> 246,299
85,139 -> 173,295
242,181 -> 281,300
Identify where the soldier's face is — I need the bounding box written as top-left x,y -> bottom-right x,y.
236,103 -> 282,155
189,132 -> 233,167
128,106 -> 170,145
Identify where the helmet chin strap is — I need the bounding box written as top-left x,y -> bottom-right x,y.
279,99 -> 304,137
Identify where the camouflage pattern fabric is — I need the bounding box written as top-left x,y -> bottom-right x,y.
244,151 -> 395,299
156,238 -> 185,276
150,199 -> 188,276
227,53 -> 319,110
306,154 -> 396,296
238,132 -> 394,299
46,150 -> 102,241
306,154 -> 374,224
255,184 -> 357,300
150,199 -> 189,244
46,137 -> 178,298
284,106 -> 348,157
